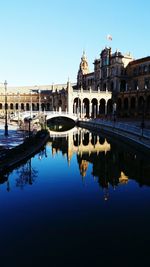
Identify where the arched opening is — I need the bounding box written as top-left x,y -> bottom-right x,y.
58,100 -> 62,112
32,103 -> 35,111
26,103 -> 30,111
117,98 -> 122,113
138,96 -> 144,113
0,103 -> 2,109
99,99 -> 106,116
73,98 -> 81,115
16,103 -> 18,110
73,133 -> 81,147
47,103 -> 50,111
21,103 -> 24,110
10,103 -> 13,110
91,98 -> 98,118
91,133 -> 97,146
82,132 -> 89,146
146,95 -> 150,114
99,136 -> 105,145
83,98 -> 89,117
41,103 -> 46,111
107,99 -> 113,115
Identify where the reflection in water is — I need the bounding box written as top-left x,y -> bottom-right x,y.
0,127 -> 150,266
0,126 -> 150,196
49,127 -> 150,199
16,159 -> 38,188
0,158 -> 39,191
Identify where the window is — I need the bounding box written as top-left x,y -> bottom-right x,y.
143,65 -> 148,73
144,78 -> 150,89
133,67 -> 137,76
133,80 -> 138,90
138,66 -> 141,75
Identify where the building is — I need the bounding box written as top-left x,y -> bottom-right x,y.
0,46 -> 150,120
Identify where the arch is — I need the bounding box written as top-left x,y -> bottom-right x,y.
107,99 -> 113,114
58,99 -> 62,107
91,98 -> 98,118
83,98 -> 89,117
41,103 -> 46,111
73,97 -> 81,115
138,96 -> 144,113
82,132 -> 89,146
91,133 -> 97,146
10,103 -> 13,110
16,103 -> 18,110
47,103 -> 50,111
73,133 -> 81,147
26,103 -> 30,111
0,103 -> 2,109
117,98 -> 122,111
146,95 -> 150,112
32,103 -> 35,111
21,103 -> 24,110
99,98 -> 106,115
99,136 -> 105,145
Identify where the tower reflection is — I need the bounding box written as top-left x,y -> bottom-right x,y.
49,127 -> 150,200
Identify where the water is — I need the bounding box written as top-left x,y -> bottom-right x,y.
0,127 -> 150,267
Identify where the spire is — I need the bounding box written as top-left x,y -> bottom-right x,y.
79,50 -> 89,75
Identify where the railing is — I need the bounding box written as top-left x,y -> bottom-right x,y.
80,119 -> 150,140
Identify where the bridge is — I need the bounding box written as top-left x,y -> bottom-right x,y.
12,110 -> 79,123
45,111 -> 79,122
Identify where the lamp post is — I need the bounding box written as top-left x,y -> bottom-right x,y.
17,91 -> 20,126
28,118 -> 32,138
141,98 -> 145,138
38,89 -> 41,114
113,102 -> 117,122
30,89 -> 33,118
4,80 -> 8,136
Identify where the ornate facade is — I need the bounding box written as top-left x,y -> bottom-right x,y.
0,46 -> 150,119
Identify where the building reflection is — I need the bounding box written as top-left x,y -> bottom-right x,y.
0,158 -> 38,191
49,127 -> 150,199
0,127 -> 149,195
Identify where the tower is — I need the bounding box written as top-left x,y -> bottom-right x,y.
77,51 -> 89,89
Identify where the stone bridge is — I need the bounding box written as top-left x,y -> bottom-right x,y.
45,111 -> 79,122
13,110 -> 79,122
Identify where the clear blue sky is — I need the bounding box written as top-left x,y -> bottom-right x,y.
0,0 -> 149,86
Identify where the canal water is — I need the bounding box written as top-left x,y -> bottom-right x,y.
0,127 -> 150,267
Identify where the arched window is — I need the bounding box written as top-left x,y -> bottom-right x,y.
10,103 -> 13,109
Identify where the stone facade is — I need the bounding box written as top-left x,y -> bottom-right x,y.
0,47 -> 150,120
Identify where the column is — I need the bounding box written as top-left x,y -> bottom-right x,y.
89,102 -> 92,117
105,101 -> 107,116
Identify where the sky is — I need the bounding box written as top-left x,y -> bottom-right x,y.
0,0 -> 149,86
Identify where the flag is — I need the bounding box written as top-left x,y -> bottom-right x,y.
106,34 -> 112,41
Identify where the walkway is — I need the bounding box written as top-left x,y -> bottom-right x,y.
0,121 -> 25,149
79,118 -> 150,150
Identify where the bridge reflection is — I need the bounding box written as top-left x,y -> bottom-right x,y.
0,128 -> 150,198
